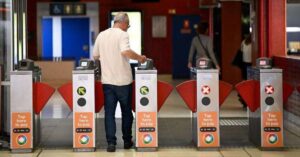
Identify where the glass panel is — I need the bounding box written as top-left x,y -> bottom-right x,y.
0,0 -> 12,79
0,0 -> 12,134
287,3 -> 300,55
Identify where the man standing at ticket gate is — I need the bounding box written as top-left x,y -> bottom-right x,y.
93,12 -> 147,152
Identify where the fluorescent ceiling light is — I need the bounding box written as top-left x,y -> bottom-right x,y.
287,27 -> 300,32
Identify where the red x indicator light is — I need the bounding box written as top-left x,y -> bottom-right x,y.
201,85 -> 210,95
265,85 -> 274,94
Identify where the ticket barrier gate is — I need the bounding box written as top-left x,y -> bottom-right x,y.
132,59 -> 173,151
10,59 -> 55,153
235,58 -> 294,150
58,59 -> 104,152
59,59 -> 172,151
176,59 -> 232,149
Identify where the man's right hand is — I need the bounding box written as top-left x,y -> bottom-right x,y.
187,62 -> 192,69
139,55 -> 147,63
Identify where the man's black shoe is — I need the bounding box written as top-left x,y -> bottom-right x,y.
107,144 -> 116,152
124,141 -> 134,149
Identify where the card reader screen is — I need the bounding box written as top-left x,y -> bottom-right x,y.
21,62 -> 27,67
81,62 -> 88,67
260,60 -> 266,66
199,61 -> 206,66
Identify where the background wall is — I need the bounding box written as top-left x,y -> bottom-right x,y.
27,0 -> 210,74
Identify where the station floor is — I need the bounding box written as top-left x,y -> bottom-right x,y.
1,148 -> 300,157
1,75 -> 300,156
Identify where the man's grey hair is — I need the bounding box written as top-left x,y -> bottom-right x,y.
114,12 -> 129,23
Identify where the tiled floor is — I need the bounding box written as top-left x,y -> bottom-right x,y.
1,75 -> 300,156
1,148 -> 300,157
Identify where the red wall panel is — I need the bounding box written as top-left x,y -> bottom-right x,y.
254,0 -> 286,58
274,56 -> 300,116
221,2 -> 242,85
266,0 -> 286,57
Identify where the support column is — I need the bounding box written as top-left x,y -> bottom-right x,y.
253,0 -> 286,58
221,1 -> 242,85
266,0 -> 286,57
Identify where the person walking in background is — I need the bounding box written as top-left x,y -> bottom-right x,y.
233,33 -> 252,109
187,22 -> 220,70
93,12 -> 147,152
240,33 -> 252,79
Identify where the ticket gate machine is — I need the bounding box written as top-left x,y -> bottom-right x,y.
72,59 -> 97,152
191,60 -> 220,149
58,59 -> 104,152
135,59 -> 158,151
10,59 -> 54,153
176,58 -> 232,149
10,60 -> 35,153
59,59 -> 170,151
248,58 -> 284,149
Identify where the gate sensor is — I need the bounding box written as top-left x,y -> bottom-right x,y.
18,59 -> 34,70
138,59 -> 154,70
76,59 -> 95,70
256,57 -> 272,69
197,58 -> 213,69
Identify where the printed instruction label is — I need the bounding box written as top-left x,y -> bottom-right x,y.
262,112 -> 283,147
74,112 -> 94,148
198,112 -> 219,147
11,112 -> 32,149
137,112 -> 157,147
